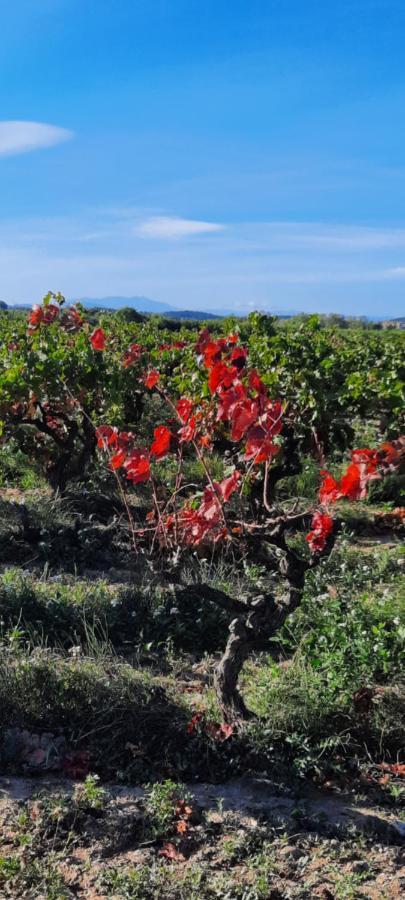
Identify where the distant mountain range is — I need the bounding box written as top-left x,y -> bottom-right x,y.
77,296 -> 174,313
74,296 -> 300,318
75,296 -> 237,318
5,296 -> 401,323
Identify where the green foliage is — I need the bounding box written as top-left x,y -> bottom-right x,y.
245,315 -> 404,451
102,863 -> 207,900
146,779 -> 193,838
0,649 -> 186,777
282,544 -> 405,690
0,438 -> 44,489
241,543 -> 405,771
0,568 -> 229,653
1,295 -> 403,492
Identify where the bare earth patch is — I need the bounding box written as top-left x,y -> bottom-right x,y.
0,774 -> 404,898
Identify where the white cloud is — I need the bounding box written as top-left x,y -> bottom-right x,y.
383,266 -> 405,278
1,210 -> 404,316
136,215 -> 225,239
0,121 -> 73,157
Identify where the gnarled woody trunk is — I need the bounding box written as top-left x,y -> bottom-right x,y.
214,581 -> 306,722
214,617 -> 253,721
177,526 -> 335,723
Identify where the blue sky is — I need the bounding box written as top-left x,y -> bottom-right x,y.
1,0 -> 405,315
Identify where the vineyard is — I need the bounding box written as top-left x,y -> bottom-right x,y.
0,296 -> 404,898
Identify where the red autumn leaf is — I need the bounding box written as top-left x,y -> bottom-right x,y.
208,362 -> 238,394
150,425 -> 172,459
351,448 -> 381,496
230,399 -> 258,441
379,439 -> 404,471
179,415 -> 197,443
216,383 -> 246,422
230,346 -> 248,370
244,428 -> 280,463
319,470 -> 341,504
244,401 -> 283,460
143,369 -> 160,389
320,449 -> 382,505
187,713 -> 203,733
306,511 -> 334,553
42,302 -> 60,324
206,721 -> 234,741
123,343 -> 142,368
61,306 -> 83,331
351,447 -> 379,473
123,449 -> 151,483
203,339 -> 227,369
109,449 -> 127,470
218,469 -> 241,502
27,304 -> 44,331
219,722 -> 234,740
339,462 -> 362,500
95,425 -> 119,449
380,762 -> 405,777
176,397 -> 193,423
248,369 -> 266,395
198,486 -> 222,524
195,327 -> 212,354
159,842 -> 185,861
90,327 -> 106,350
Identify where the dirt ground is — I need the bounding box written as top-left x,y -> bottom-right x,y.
0,774 -> 404,898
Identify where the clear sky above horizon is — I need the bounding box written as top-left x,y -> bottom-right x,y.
1,0 -> 405,315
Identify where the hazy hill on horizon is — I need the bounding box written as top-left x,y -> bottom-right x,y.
74,295 -> 241,318
76,296 -> 173,313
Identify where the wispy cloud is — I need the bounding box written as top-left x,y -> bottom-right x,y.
135,216 -> 225,239
267,223 -> 405,251
0,121 -> 73,157
1,210 -> 404,316
383,266 -> 405,278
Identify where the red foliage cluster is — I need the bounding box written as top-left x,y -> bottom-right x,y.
95,330 -> 284,545
96,426 -> 151,483
143,369 -> 160,389
92,326 -> 403,554
319,442 -> 402,506
164,471 -> 241,547
306,511 -> 334,553
159,340 -> 187,351
187,711 -> 234,741
150,425 -> 173,459
174,798 -> 193,834
90,327 -> 106,350
28,302 -> 59,332
27,301 -> 83,334
196,329 -> 283,464
159,842 -> 185,861
122,342 -> 142,368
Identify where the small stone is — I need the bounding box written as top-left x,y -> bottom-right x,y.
351,861 -> 369,874
279,845 -> 301,859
